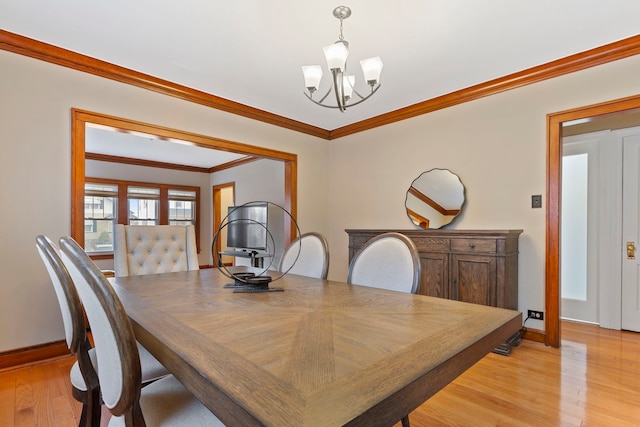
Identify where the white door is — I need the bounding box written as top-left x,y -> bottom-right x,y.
561,139 -> 599,323
622,134 -> 640,332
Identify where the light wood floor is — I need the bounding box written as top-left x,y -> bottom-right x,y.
1,321 -> 639,427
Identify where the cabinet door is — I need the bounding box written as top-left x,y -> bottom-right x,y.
451,254 -> 497,306
417,253 -> 448,298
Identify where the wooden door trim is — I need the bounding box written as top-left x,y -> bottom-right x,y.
546,94 -> 640,347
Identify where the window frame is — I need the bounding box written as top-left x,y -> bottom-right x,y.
85,177 -> 200,259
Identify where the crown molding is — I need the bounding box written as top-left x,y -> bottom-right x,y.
0,29 -> 329,139
208,156 -> 260,173
85,152 -> 211,172
1,29 -> 639,140
85,151 -> 258,173
328,34 -> 640,139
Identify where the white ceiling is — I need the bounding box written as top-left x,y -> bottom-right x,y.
2,0 -> 640,133
85,127 -> 246,169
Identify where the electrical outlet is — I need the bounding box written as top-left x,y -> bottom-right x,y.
528,310 -> 544,320
531,195 -> 542,208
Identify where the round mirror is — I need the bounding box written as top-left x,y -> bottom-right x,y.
405,169 -> 465,229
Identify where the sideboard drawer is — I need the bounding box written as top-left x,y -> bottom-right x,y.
450,238 -> 497,253
411,237 -> 450,252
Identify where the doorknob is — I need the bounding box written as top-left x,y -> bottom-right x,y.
627,242 -> 636,260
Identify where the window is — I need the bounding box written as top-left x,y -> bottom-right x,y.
128,186 -> 160,226
84,178 -> 200,256
84,183 -> 118,253
169,189 -> 197,227
84,220 -> 97,233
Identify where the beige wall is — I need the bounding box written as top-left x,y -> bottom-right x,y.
2,46 -> 640,351
327,54 -> 640,330
0,50 -> 330,352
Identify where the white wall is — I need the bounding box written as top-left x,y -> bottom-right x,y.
327,54 -> 640,330
2,47 -> 640,351
0,50 -> 330,352
212,159 -> 285,205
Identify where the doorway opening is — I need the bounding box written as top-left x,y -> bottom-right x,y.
547,95 -> 640,347
561,124 -> 640,333
561,137 -> 599,325
213,183 -> 235,266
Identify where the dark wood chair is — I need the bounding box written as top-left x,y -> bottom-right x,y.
279,232 -> 330,279
347,232 -> 421,427
59,236 -> 225,427
36,235 -> 101,427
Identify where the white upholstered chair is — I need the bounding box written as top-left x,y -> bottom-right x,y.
36,235 -> 101,427
346,232 -> 421,427
59,236 -> 225,427
279,232 -> 330,279
36,236 -> 170,427
113,224 -> 199,277
347,232 -> 421,293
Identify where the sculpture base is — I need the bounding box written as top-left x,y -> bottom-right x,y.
233,286 -> 284,293
224,273 -> 283,293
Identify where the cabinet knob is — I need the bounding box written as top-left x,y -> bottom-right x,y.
469,243 -> 476,249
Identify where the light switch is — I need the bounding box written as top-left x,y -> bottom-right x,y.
531,195 -> 542,208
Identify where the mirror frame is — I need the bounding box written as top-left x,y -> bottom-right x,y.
71,108 -> 298,248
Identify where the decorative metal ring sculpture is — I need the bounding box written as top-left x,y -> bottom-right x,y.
212,201 -> 302,291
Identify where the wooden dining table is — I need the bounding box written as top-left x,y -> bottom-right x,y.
112,267 -> 522,427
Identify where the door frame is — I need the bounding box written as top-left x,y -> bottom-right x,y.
213,182 -> 235,265
546,94 -> 640,347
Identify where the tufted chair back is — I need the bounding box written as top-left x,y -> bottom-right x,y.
113,224 -> 199,277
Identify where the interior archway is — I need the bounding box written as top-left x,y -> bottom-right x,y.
71,109 -> 297,251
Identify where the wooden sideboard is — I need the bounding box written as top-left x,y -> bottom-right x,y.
346,229 -> 522,310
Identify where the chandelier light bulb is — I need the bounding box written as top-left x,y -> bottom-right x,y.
323,42 -> 349,72
360,56 -> 384,86
342,75 -> 355,101
302,65 -> 323,92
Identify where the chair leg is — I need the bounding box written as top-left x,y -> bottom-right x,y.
401,414 -> 411,427
76,342 -> 101,427
78,401 -> 88,427
86,384 -> 101,427
122,399 -> 146,427
74,386 -> 101,427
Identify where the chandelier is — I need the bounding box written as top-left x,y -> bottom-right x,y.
301,6 -> 383,112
